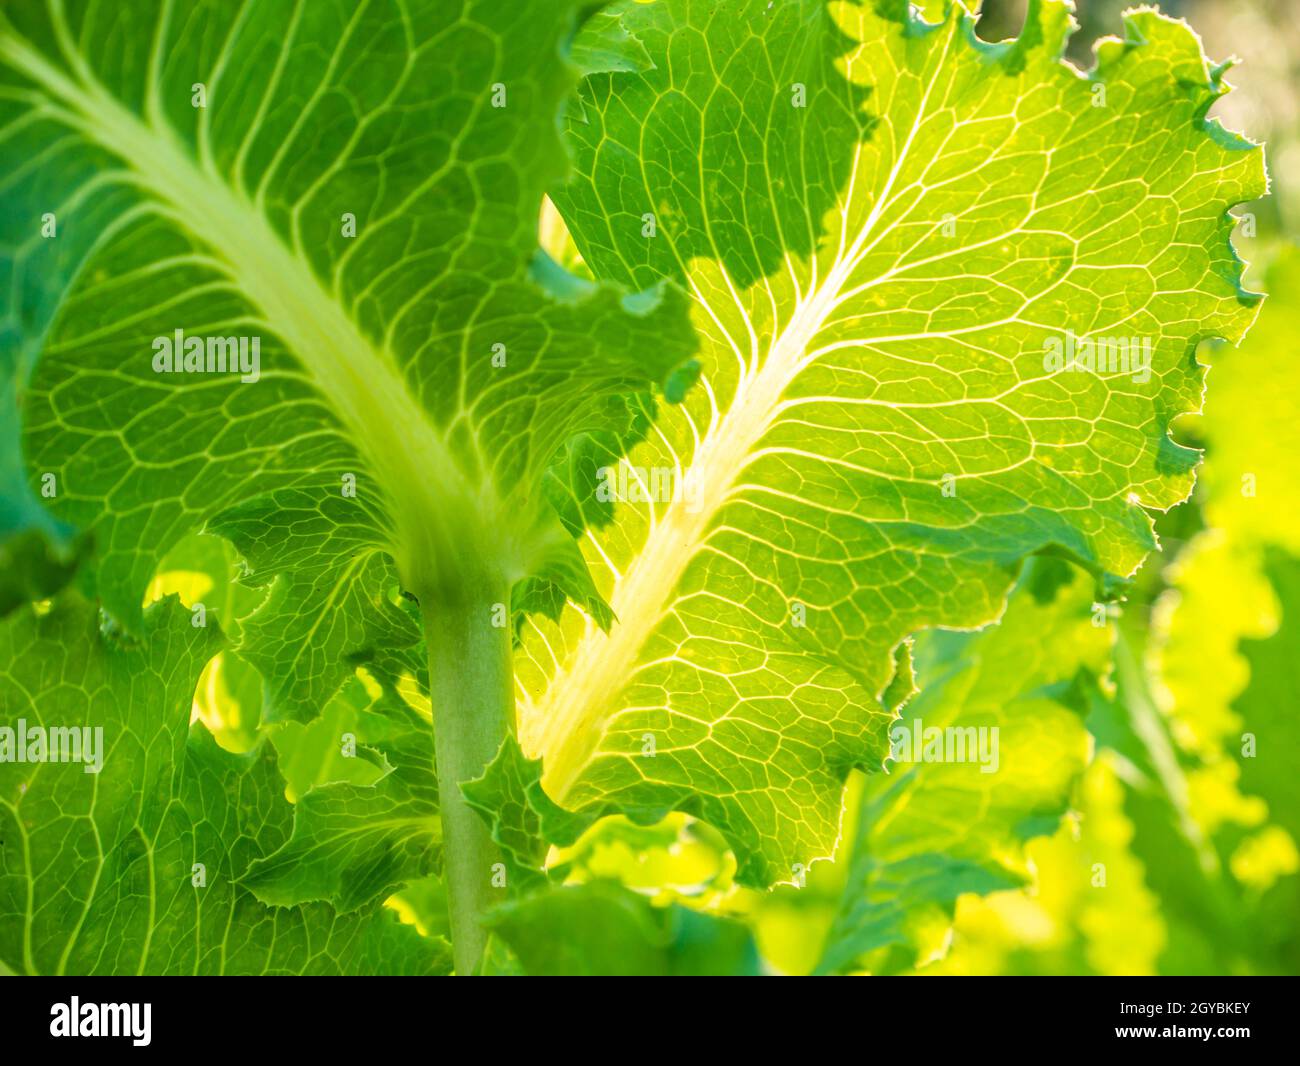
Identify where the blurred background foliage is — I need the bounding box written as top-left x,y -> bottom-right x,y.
154,0 -> 1300,974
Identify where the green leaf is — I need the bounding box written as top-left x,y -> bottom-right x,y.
1,0 -> 693,653
268,675 -> 399,800
244,683 -> 440,913
518,0 -> 1263,886
0,594 -> 447,975
241,761 -> 440,914
209,490 -> 422,723
150,531 -> 266,640
930,753 -> 1168,976
485,880 -> 761,976
816,559 -> 1107,973
1151,248 -> 1300,762
950,250 -> 1300,977
461,736 -> 599,892
1134,247 -> 1300,972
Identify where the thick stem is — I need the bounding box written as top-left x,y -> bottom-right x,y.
423,586 -> 513,976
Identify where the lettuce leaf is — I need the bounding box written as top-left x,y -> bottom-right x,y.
518,0 -> 1263,886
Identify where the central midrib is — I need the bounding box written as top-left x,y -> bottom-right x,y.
3,34 -> 483,594
526,21 -> 953,795
526,270 -> 855,797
